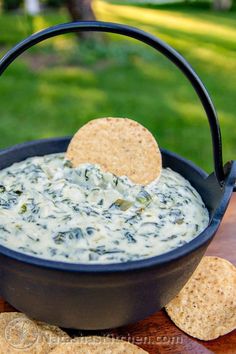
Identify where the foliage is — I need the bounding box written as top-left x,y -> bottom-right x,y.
2,0 -> 64,11
42,0 -> 64,8
2,0 -> 22,11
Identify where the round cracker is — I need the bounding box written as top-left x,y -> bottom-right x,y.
165,256 -> 236,341
35,321 -> 70,349
0,312 -> 69,353
0,312 -> 47,353
66,117 -> 162,185
50,335 -> 148,353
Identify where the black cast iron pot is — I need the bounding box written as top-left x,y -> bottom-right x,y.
0,22 -> 235,330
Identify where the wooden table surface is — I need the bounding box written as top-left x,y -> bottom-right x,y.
1,195 -> 236,354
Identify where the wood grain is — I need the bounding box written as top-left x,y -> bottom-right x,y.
1,195 -> 236,354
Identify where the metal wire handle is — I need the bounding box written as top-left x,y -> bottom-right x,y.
0,21 -> 225,185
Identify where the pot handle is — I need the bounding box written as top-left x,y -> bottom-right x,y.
0,21 -> 225,186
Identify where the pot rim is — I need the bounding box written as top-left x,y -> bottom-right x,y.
0,137 -> 233,273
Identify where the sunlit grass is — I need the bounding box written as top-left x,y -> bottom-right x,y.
0,1 -> 235,173
96,0 -> 236,41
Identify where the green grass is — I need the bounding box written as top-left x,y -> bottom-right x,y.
0,1 -> 235,173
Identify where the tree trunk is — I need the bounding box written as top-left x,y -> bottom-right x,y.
66,0 -> 98,41
212,0 -> 232,11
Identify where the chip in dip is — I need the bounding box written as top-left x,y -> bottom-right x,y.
66,117 -> 162,185
0,153 -> 209,263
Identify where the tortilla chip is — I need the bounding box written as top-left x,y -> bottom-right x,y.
0,312 -> 69,353
66,117 -> 162,185
165,256 -> 236,340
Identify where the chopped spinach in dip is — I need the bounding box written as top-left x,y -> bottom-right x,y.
0,153 -> 209,263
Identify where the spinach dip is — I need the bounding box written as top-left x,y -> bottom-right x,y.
0,153 -> 209,263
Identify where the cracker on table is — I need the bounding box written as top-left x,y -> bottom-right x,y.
66,117 -> 162,185
0,312 -> 69,353
165,256 -> 236,340
36,320 -> 70,349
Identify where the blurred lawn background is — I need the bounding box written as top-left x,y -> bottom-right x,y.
0,0 -> 235,173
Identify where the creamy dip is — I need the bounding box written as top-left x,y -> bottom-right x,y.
0,153 -> 209,263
